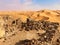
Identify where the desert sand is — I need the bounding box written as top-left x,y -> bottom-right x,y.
0,10 -> 60,45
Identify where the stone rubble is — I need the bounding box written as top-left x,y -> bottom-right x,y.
0,15 -> 60,45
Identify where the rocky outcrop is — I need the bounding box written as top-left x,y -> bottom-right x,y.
0,10 -> 60,45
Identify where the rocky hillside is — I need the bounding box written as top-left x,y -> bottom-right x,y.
0,10 -> 60,45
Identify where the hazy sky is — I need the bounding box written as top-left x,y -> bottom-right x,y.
0,0 -> 60,11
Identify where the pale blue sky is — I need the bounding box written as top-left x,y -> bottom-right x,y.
0,0 -> 60,11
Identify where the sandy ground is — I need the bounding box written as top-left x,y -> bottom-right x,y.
0,10 -> 60,45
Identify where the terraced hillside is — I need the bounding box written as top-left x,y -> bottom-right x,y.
0,10 -> 60,45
